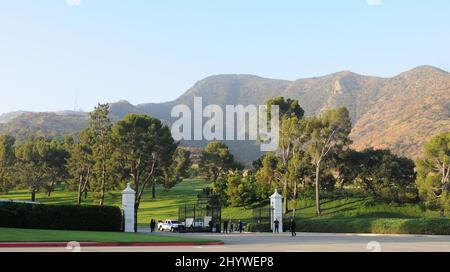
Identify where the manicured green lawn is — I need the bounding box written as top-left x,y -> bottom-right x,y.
0,179 -> 210,226
1,179 -> 447,235
0,179 -> 443,223
222,197 -> 442,222
221,196 -> 449,235
0,228 -> 219,243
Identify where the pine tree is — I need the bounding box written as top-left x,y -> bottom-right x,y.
0,135 -> 16,193
416,132 -> 450,216
89,104 -> 113,206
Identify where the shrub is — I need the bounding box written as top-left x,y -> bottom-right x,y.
0,202 -> 123,232
246,223 -> 270,232
378,186 -> 419,204
246,220 -> 292,232
248,217 -> 450,235
226,173 -> 258,207
295,217 -> 450,235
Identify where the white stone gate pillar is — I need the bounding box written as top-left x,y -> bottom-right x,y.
122,183 -> 136,233
270,190 -> 283,233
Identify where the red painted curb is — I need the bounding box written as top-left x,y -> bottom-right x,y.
0,241 -> 224,248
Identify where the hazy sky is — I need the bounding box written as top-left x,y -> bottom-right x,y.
0,0 -> 449,114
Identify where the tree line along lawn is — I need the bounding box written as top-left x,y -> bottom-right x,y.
0,228 -> 219,243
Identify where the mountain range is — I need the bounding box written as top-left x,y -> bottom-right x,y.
1,65 -> 449,163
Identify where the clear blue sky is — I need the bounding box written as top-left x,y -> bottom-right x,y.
0,0 -> 449,114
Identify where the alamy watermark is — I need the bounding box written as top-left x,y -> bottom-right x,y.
171,97 -> 280,152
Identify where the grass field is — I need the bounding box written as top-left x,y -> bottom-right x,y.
222,197 -> 443,222
224,197 -> 450,234
0,179 -> 210,225
0,228 -> 218,243
1,179 -> 448,234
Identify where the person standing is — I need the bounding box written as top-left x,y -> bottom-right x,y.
239,220 -> 243,233
230,222 -> 234,233
274,219 -> 280,233
216,221 -> 221,233
223,220 -> 229,234
290,218 -> 296,237
208,220 -> 213,232
150,218 -> 156,232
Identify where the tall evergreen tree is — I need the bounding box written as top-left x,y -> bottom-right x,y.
160,148 -> 191,193
199,142 -> 238,183
0,135 -> 16,193
66,130 -> 95,205
263,97 -> 306,214
112,114 -> 178,231
416,132 -> 450,216
305,107 -> 352,216
89,103 -> 113,206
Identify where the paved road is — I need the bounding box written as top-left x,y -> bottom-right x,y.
2,231 -> 450,252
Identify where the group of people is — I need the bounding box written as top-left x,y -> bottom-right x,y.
222,219 -> 244,234
273,218 -> 297,237
148,217 -> 297,237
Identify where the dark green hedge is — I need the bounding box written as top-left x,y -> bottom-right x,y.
0,202 -> 123,232
296,217 -> 450,235
248,217 -> 450,235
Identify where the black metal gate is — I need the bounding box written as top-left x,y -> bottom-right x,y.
179,204 -> 221,232
253,206 -> 296,232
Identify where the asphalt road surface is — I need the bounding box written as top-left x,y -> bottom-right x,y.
2,231 -> 450,252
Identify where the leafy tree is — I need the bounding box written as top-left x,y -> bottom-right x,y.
89,103 -> 113,206
286,152 -> 315,215
66,130 -> 94,205
276,116 -> 306,213
14,137 -> 68,202
255,152 -> 280,200
212,176 -> 229,206
267,97 -> 304,119
112,114 -> 178,231
0,135 -> 16,193
160,148 -> 192,193
199,142 -> 239,183
331,149 -> 360,188
226,172 -> 258,207
416,132 -> 450,216
255,149 -> 314,215
44,139 -> 70,196
261,97 -> 307,214
305,107 -> 352,215
344,149 -> 416,202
